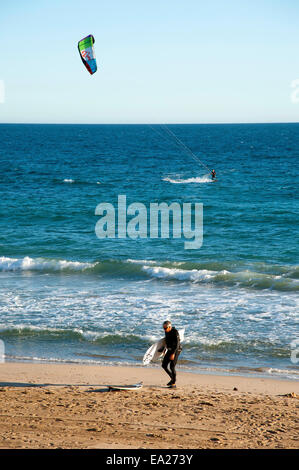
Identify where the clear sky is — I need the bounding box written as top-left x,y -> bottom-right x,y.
1,0 -> 299,124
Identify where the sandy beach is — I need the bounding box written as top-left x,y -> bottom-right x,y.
0,362 -> 298,449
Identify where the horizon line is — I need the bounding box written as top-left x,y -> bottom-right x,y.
0,121 -> 299,126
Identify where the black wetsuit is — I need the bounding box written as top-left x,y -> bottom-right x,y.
161,327 -> 182,384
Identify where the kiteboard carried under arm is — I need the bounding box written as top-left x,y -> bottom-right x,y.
143,329 -> 185,365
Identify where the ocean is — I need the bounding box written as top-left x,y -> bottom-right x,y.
0,123 -> 298,380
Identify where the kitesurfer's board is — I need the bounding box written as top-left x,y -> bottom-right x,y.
143,337 -> 166,365
143,329 -> 185,365
107,382 -> 143,391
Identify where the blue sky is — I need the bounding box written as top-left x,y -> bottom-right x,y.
1,0 -> 299,124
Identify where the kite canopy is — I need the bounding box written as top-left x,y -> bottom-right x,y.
78,35 -> 97,75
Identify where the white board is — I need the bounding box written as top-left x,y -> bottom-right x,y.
143,337 -> 166,365
143,328 -> 185,365
107,382 -> 143,391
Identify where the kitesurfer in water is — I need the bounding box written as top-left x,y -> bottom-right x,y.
159,321 -> 182,388
211,169 -> 216,180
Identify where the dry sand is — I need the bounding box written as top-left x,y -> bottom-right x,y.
0,362 -> 298,449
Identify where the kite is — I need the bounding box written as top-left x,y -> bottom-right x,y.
78,35 -> 97,75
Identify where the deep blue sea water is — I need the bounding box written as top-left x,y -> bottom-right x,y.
0,123 -> 298,380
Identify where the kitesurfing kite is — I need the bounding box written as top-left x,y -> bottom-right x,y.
78,35 -> 97,75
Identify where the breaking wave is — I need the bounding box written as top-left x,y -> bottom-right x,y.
0,256 -> 94,272
0,256 -> 298,291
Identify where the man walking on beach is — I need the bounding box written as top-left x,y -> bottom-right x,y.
160,321 -> 182,388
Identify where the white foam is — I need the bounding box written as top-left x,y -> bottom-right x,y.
267,367 -> 299,377
63,179 -> 75,183
142,265 -> 216,282
163,175 -> 212,184
0,256 -> 94,272
126,259 -> 157,265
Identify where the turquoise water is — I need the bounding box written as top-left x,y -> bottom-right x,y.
0,123 -> 298,379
